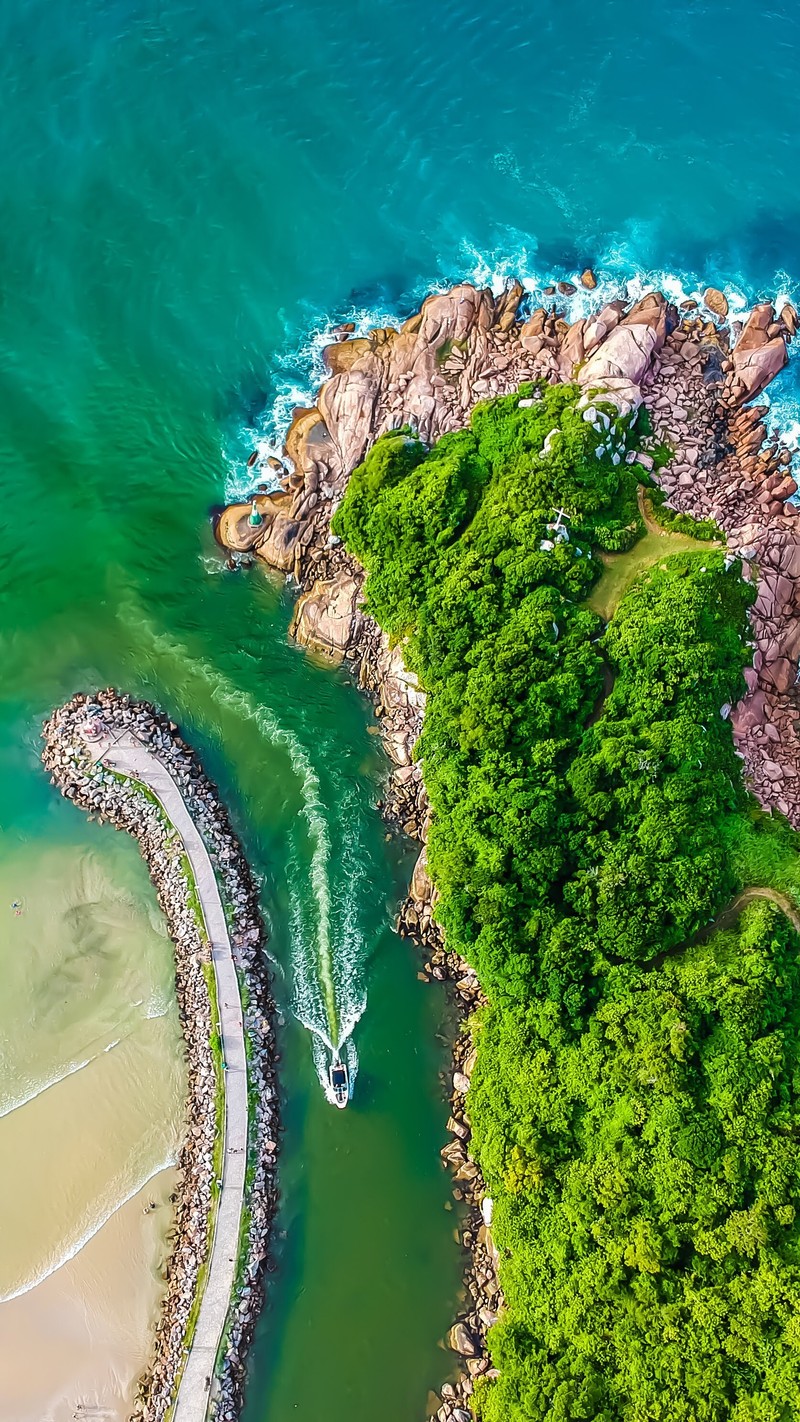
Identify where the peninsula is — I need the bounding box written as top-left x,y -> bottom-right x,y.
42,693 -> 279,1422
216,276 -> 800,1422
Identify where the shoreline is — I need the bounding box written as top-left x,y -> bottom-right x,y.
216,274 -> 800,1419
41,692 -> 279,1422
225,268 -> 800,503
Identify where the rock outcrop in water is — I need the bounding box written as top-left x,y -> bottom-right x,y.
215,277 -> 800,1420
218,280 -> 800,838
41,692 -> 278,1422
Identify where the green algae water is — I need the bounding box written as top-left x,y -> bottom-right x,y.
5,0 -> 800,1416
0,476 -> 461,1419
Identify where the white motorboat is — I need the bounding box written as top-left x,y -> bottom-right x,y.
329,1055 -> 349,1108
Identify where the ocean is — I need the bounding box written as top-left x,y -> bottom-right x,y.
1,0 -> 799,1418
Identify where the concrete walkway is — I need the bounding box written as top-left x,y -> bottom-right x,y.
101,733 -> 248,1422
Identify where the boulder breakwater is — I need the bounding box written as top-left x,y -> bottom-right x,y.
41,690 -> 278,1422
215,275 -> 800,1420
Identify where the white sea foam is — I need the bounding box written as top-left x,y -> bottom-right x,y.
118,600 -> 373,1095
0,1053 -> 98,1121
226,241 -> 800,492
223,300 -> 399,501
329,789 -> 369,1047
312,1032 -> 336,1103
143,996 -> 170,1020
202,677 -> 339,1041
0,1156 -> 175,1303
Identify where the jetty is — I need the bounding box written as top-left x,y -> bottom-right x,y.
104,733 -> 249,1420
41,692 -> 279,1422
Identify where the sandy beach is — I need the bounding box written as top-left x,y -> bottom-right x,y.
0,839 -> 186,1422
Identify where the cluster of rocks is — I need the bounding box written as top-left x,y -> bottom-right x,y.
214,274 -> 800,1418
41,690 -> 279,1422
398,880 -> 501,1420
629,305 -> 800,817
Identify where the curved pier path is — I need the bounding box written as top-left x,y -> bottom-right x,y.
102,732 -> 248,1422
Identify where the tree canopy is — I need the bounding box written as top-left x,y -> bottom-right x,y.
333,384 -> 800,1421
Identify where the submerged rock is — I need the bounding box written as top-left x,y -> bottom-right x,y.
448,1322 -> 478,1357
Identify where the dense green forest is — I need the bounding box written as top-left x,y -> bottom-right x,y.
333,385 -> 800,1421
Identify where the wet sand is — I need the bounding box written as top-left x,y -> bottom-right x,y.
0,837 -> 186,1422
0,1168 -> 177,1422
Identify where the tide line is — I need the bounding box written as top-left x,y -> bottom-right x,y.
0,1052 -> 99,1122
0,1156 -> 176,1304
0,1028 -> 137,1122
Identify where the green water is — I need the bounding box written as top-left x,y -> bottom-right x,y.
18,0 -> 800,1411
0,415 -> 460,1418
0,3 -> 466,1389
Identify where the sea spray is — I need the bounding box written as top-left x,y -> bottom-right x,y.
225,249 -> 800,502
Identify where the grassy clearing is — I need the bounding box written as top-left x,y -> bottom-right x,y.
586,530 -> 709,620
586,487 -> 722,621
724,809 -> 800,908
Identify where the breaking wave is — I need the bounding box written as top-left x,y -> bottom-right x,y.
0,1156 -> 175,1303
223,238 -> 800,502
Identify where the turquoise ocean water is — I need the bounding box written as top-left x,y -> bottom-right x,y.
2,1 -> 800,1419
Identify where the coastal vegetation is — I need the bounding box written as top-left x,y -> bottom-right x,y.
333,385 -> 800,1421
585,488 -> 720,622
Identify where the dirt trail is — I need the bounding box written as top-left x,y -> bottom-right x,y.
707,884 -> 800,936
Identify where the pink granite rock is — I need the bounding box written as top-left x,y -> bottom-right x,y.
729,304 -> 788,405
289,573 -> 362,661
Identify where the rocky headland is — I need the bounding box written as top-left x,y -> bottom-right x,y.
42,691 -> 279,1422
215,274 -> 800,1421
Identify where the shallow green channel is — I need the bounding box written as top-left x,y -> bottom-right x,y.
0,0 -> 462,1396
0,485 -> 461,1418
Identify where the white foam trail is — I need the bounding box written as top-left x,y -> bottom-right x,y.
144,1002 -> 170,1021
118,603 -> 346,1049
0,1156 -> 175,1303
312,1033 -> 337,1104
343,1036 -> 359,1097
329,789 -> 369,1047
199,553 -> 227,577
119,599 -> 380,1099
201,678 -> 338,1038
286,858 -> 333,1046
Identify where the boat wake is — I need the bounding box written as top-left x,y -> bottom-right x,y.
118,602 -> 373,1100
